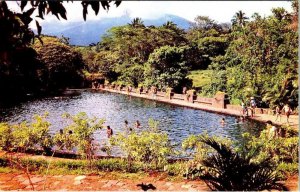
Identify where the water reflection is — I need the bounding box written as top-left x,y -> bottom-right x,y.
0,91 -> 266,155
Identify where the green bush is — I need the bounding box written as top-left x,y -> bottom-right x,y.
17,158 -> 48,171
184,136 -> 285,191
0,123 -> 14,151
95,158 -> 128,171
110,119 -> 175,170
164,161 -> 186,176
240,126 -> 298,176
7,113 -> 52,153
54,112 -> 105,158
55,160 -> 86,170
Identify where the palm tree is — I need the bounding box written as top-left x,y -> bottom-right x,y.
162,21 -> 177,29
231,10 -> 249,27
185,136 -> 286,191
128,17 -> 145,28
272,7 -> 288,21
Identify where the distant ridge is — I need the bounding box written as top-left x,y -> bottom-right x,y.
39,14 -> 191,46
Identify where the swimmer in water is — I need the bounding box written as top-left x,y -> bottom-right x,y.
106,126 -> 113,138
235,117 -> 239,124
135,120 -> 141,128
220,118 -> 226,125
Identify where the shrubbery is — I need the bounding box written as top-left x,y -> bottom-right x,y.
110,119 -> 175,171
0,113 -> 52,153
181,127 -> 298,190
0,112 -> 104,158
239,125 -> 299,176
0,112 -> 298,190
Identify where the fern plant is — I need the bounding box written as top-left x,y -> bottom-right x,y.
185,136 -> 286,191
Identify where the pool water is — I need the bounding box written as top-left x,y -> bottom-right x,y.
0,90 -> 265,156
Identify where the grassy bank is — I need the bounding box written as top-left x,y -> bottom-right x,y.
0,153 -> 185,181
187,70 -> 212,90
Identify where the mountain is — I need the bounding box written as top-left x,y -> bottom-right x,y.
39,14 -> 191,46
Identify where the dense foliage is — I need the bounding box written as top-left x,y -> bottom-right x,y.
0,112 -> 298,190
182,131 -> 297,191
0,112 -> 104,158
185,136 -> 285,191
88,17 -> 230,90
144,46 -> 192,91
238,125 -> 299,176
0,1 -> 120,104
110,119 -> 175,170
54,112 -> 105,158
202,4 -> 298,107
33,36 -> 84,91
0,113 -> 52,153
1,1 -> 297,107
91,21 -> 188,87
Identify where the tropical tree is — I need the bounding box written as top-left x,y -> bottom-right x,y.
202,5 -> 298,107
129,17 -> 145,28
144,45 -> 192,92
33,36 -> 84,91
0,1 -> 121,103
191,16 -> 221,31
185,16 -> 230,70
231,10 -> 249,27
94,23 -> 187,85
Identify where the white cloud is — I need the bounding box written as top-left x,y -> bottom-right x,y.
7,1 -> 293,26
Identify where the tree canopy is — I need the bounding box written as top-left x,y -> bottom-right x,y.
203,6 -> 298,107
0,1 -> 298,108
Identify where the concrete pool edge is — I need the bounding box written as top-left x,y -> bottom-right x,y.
89,88 -> 298,129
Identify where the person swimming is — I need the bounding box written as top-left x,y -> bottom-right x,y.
106,126 -> 113,138
135,120 -> 141,128
220,118 -> 226,125
235,117 -> 239,124
125,120 -> 132,132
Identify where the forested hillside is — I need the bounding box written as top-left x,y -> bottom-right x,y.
40,14 -> 191,45
0,1 -> 298,108
79,2 -> 298,108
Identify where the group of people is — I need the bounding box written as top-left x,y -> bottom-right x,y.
241,97 -> 257,117
106,120 -> 142,138
220,116 -> 245,126
241,97 -> 293,124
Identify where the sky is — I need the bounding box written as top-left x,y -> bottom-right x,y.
7,1 -> 293,25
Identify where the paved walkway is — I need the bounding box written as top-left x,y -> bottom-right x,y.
0,173 -> 209,191
0,173 -> 298,191
99,88 -> 298,128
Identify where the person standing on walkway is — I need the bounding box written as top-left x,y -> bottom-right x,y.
139,86 -> 143,94
283,104 -> 292,124
275,105 -> 281,122
250,97 -> 256,117
241,101 -> 246,115
182,87 -> 187,95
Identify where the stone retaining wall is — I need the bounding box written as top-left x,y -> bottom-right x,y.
97,85 -> 276,113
